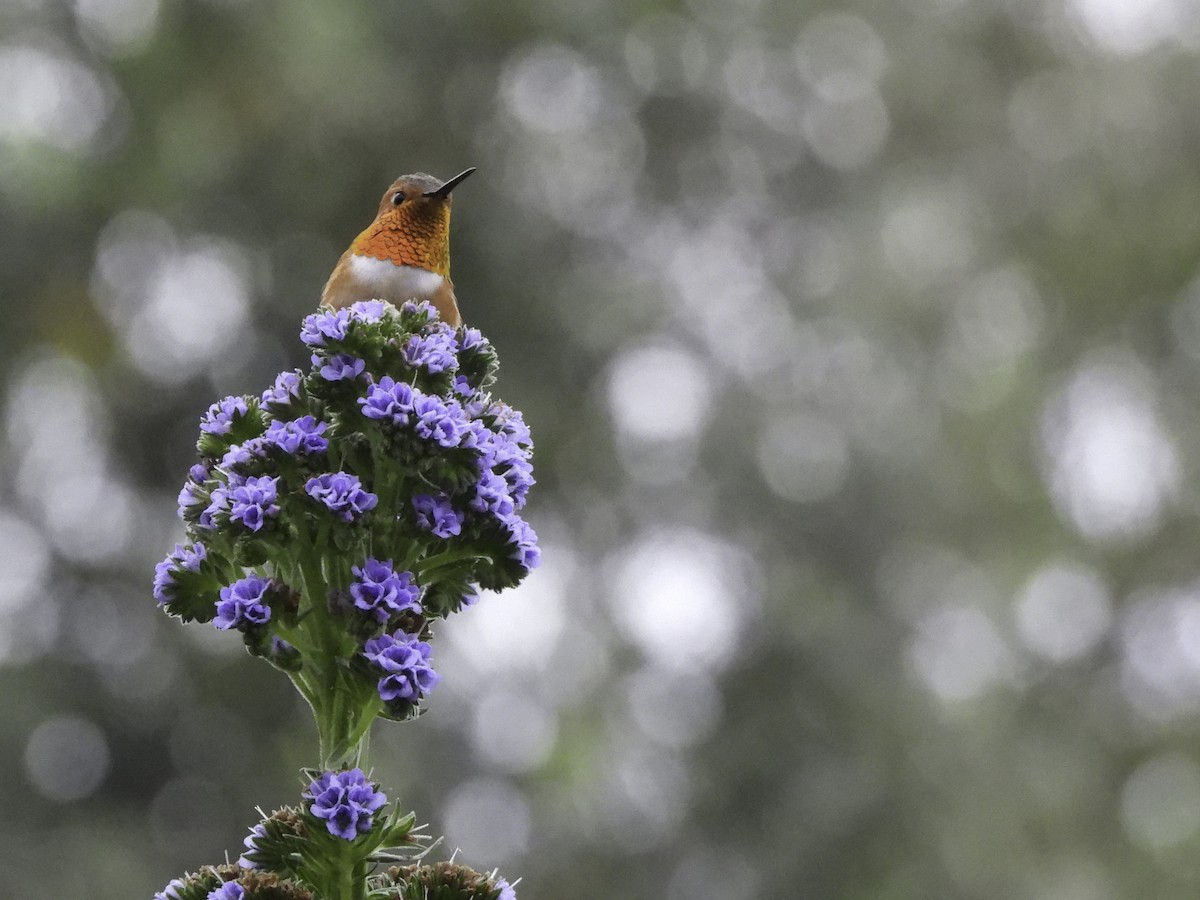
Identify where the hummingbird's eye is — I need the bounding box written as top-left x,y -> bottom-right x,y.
391,192 -> 405,206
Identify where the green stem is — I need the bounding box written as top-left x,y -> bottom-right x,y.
412,547 -> 485,575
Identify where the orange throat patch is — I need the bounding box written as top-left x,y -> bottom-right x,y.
350,206 -> 452,276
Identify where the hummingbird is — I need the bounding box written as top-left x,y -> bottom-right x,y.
320,168 -> 476,326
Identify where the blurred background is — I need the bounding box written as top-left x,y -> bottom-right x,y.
3,0 -> 1200,897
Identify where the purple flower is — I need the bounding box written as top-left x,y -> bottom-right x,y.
214,575 -> 274,630
304,768 -> 388,841
492,402 -> 533,447
452,375 -> 473,398
261,369 -> 303,409
401,299 -> 437,322
501,455 -> 535,508
470,470 -> 515,520
300,308 -> 351,346
305,472 -> 377,522
477,428 -> 535,507
238,823 -> 268,868
207,883 -> 245,900
153,542 -> 207,605
200,396 -> 248,435
350,558 -> 421,623
459,419 -> 491,453
219,437 -> 266,471
496,878 -> 517,900
359,376 -> 416,425
458,327 -> 487,351
412,393 -> 468,448
403,327 -> 458,374
199,483 -> 228,530
504,517 -> 541,572
362,631 -> 440,703
177,463 -> 211,518
348,299 -> 389,322
316,353 -> 366,382
228,475 -> 280,532
412,493 -> 462,538
264,416 -> 329,455
155,878 -> 187,900
460,584 -> 481,608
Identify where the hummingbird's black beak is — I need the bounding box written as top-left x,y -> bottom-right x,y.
424,167 -> 476,200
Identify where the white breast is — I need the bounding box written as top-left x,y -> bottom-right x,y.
349,254 -> 445,301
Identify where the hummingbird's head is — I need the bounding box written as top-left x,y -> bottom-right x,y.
354,168 -> 476,277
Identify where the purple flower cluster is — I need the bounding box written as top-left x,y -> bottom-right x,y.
350,558 -> 421,623
264,416 -> 328,455
458,327 -> 487,352
477,407 -> 535,508
401,299 -> 438,322
301,301 -> 391,348
155,878 -> 187,900
305,472 -> 377,522
403,326 -> 458,373
470,470 -> 515,519
413,393 -> 468,447
214,575 -> 274,630
362,631 -> 440,703
505,518 -> 541,572
228,475 -> 281,532
300,307 -> 351,347
359,376 -> 416,424
199,396 -> 248,435
177,463 -> 211,518
304,768 -> 388,841
153,542 -> 207,605
218,417 -> 329,473
360,379 -> 469,449
316,353 -> 366,382
412,493 -> 463,539
261,369 -> 302,409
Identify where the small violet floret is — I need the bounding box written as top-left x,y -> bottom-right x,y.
412,393 -> 467,448
359,376 -> 415,425
350,558 -> 421,623
237,822 -> 269,869
470,470 -> 515,520
153,542 -> 207,605
200,396 -> 248,436
228,475 -> 281,532
264,416 -> 329,455
305,472 -> 377,522
403,327 -> 458,374
504,517 -> 541,572
348,299 -> 389,322
304,768 -> 388,841
362,631 -> 440,703
458,327 -> 486,352
261,369 -> 303,409
400,299 -> 437,322
316,353 -> 366,382
214,575 -> 274,630
177,462 -> 211,518
300,308 -> 351,347
207,883 -> 245,900
412,493 -> 463,539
